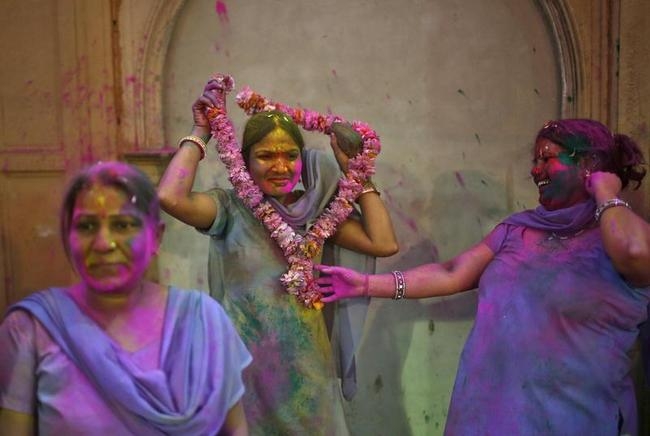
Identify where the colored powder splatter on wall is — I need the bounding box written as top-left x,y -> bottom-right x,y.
455,171 -> 466,188
215,1 -> 229,23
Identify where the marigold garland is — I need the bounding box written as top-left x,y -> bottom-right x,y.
205,74 -> 380,309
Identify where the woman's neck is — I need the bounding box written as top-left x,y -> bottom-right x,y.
279,189 -> 304,206
69,281 -> 167,352
70,282 -> 149,318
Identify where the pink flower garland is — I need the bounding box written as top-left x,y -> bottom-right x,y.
205,74 -> 380,309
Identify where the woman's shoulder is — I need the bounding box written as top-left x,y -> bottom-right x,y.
0,294 -> 56,345
166,287 -> 239,334
1,306 -> 37,333
6,287 -> 67,315
167,287 -> 227,313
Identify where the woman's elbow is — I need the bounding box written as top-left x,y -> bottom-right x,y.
373,241 -> 399,257
157,186 -> 180,214
617,242 -> 650,285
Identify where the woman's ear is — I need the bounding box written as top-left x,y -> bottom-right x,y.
578,153 -> 601,174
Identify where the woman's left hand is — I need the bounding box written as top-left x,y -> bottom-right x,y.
585,171 -> 622,203
330,133 -> 350,173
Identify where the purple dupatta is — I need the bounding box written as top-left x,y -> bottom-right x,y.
503,199 -> 597,233
10,287 -> 249,434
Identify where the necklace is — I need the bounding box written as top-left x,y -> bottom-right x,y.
546,229 -> 585,241
205,74 -> 380,309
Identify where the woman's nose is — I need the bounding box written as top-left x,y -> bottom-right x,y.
531,163 -> 543,177
272,158 -> 290,172
93,225 -> 115,251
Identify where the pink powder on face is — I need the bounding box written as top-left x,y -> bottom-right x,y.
69,183 -> 159,293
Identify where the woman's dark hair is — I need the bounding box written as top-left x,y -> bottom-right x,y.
60,161 -> 160,257
241,110 -> 304,166
536,118 -> 647,189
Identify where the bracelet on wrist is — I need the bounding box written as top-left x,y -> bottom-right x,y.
392,270 -> 406,300
594,198 -> 631,222
356,180 -> 380,202
178,135 -> 207,160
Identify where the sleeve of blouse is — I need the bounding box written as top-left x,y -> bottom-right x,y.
0,310 -> 38,414
482,222 -> 510,254
196,188 -> 231,237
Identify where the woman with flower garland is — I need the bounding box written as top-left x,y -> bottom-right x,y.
316,119 -> 650,434
158,78 -> 398,435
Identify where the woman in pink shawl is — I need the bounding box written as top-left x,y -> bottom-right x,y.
0,161 -> 252,435
317,119 -> 650,435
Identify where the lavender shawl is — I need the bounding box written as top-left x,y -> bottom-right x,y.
504,198 -> 596,232
9,287 -> 251,434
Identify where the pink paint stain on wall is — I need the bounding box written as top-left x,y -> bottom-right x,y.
382,188 -> 420,233
455,171 -> 466,188
215,1 -> 229,23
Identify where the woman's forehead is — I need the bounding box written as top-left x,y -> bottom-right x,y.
253,128 -> 300,151
73,184 -> 135,212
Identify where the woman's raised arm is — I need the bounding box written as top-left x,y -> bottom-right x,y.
326,126 -> 399,257
157,80 -> 223,229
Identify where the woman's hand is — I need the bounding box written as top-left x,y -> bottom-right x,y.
315,264 -> 368,302
329,133 -> 351,173
585,171 -> 622,204
191,77 -> 231,137
586,170 -> 650,287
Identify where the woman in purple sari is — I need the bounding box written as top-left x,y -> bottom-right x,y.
0,161 -> 252,435
317,119 -> 650,435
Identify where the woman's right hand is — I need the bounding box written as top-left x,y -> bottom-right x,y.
191,78 -> 230,136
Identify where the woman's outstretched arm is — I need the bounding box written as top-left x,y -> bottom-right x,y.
316,241 -> 494,301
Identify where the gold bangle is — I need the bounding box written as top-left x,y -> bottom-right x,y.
178,135 -> 207,160
356,181 -> 380,202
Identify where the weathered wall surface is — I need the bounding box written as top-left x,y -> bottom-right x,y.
2,0 -> 648,434
160,1 -> 559,434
